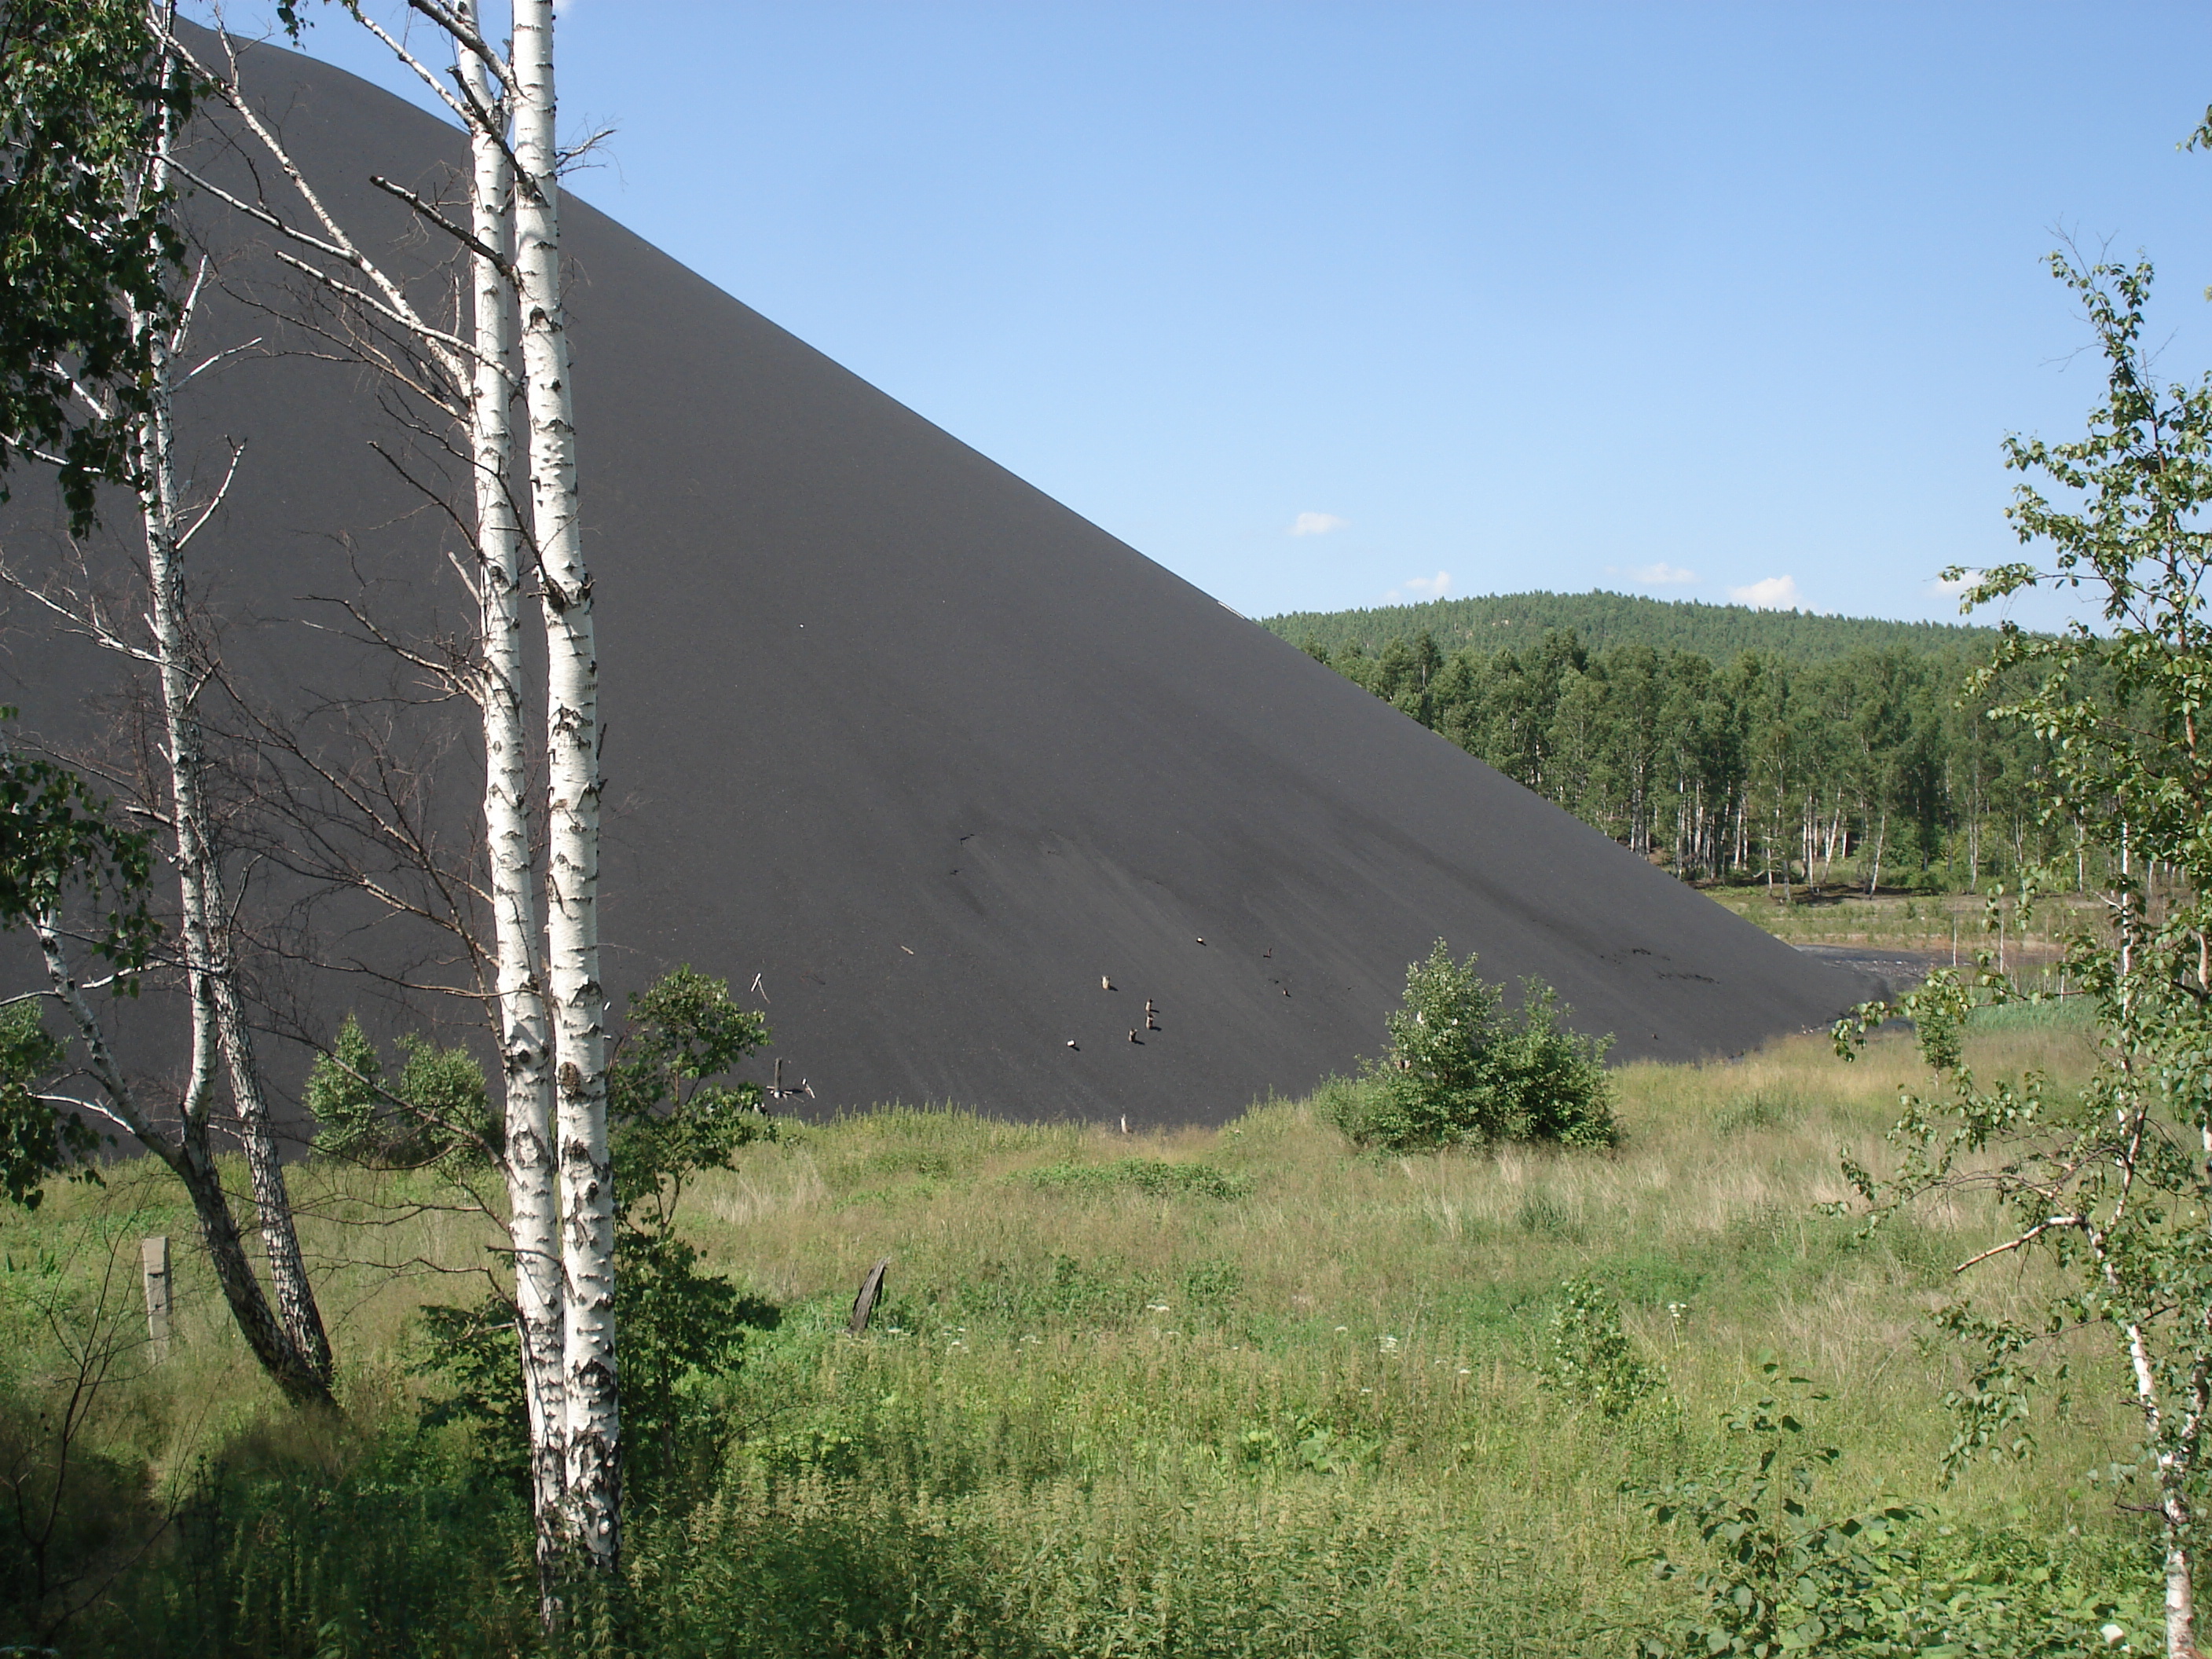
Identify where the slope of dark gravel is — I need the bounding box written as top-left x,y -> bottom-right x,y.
0,29 -> 1875,1126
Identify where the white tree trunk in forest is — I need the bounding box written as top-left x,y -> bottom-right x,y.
456,5 -> 566,1598
511,0 -> 620,1573
1968,758 -> 1983,883
136,17 -> 331,1393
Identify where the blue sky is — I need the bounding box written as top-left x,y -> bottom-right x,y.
201,2 -> 2212,629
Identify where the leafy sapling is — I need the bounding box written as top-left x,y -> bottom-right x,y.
1632,1361 -> 1918,1657
1537,1276 -> 1664,1419
1829,247 -> 2212,1659
414,968 -> 779,1495
305,1013 -> 496,1170
1630,1359 -> 2143,1658
0,723 -> 158,1209
1328,939 -> 1615,1152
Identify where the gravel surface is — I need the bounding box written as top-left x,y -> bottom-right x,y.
0,27 -> 1879,1125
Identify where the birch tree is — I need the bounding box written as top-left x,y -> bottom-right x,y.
10,0 -> 620,1579
507,0 -> 619,1573
2,0 -> 337,1408
196,0 -> 618,1581
1837,251 -> 2212,1659
452,2 -> 566,1595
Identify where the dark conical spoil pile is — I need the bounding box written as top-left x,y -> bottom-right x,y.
0,31 -> 1872,1127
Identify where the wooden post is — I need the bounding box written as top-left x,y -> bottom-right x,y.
141,1235 -> 171,1361
848,1256 -> 890,1335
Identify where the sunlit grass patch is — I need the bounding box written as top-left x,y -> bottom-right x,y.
0,1013 -> 2157,1655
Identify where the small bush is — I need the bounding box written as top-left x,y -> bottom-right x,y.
1027,1158 -> 1251,1199
1714,1090 -> 1798,1136
1514,1190 -> 1584,1240
1327,940 -> 1615,1151
306,1014 -> 494,1169
1626,1359 -> 2148,1657
1536,1276 -> 1664,1418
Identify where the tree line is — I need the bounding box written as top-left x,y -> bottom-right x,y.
1301,624 -> 2079,894
1265,587 -> 2005,666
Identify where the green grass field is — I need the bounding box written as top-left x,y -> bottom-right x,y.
1705,882 -> 2094,971
0,1005 -> 2159,1655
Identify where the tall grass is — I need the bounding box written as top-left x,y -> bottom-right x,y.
1705,883 -> 2100,968
0,1016 -> 2152,1655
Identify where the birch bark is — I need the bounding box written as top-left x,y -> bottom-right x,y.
37,900 -> 330,1403
456,3 -> 566,1598
511,0 -> 620,1572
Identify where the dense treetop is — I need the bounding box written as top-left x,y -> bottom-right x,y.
1260,590 -> 2005,665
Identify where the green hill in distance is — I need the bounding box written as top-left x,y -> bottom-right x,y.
1258,589 -> 2003,664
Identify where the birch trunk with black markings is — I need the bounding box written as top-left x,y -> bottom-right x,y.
511,0 -> 619,1573
454,2 -> 567,1601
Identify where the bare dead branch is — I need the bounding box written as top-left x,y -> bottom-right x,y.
369,174 -> 517,280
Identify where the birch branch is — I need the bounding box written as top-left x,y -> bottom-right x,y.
180,337 -> 266,386
267,250 -> 479,375
398,0 -> 514,90
1954,1216 -> 2084,1273
368,175 -> 517,280
172,31 -> 470,384
172,441 -> 247,555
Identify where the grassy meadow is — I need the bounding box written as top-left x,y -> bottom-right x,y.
1707,882 -> 2093,971
0,1003 -> 2160,1655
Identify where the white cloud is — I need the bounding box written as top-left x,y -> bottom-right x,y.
1289,511 -> 1349,537
1607,562 -> 1699,587
1929,569 -> 1983,597
1727,574 -> 1803,610
1383,570 -> 1453,604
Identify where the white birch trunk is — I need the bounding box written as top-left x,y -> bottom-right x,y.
512,0 -> 619,1573
36,910 -> 337,1401
2163,1485 -> 2199,1659
455,6 -> 566,1601
2119,1310 -> 2202,1659
137,16 -> 331,1391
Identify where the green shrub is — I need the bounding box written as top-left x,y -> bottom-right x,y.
305,1014 -> 495,1169
1027,1158 -> 1251,1199
1327,940 -> 1615,1151
1714,1090 -> 1799,1136
411,967 -> 779,1497
1627,1360 -> 2146,1657
1536,1276 -> 1663,1418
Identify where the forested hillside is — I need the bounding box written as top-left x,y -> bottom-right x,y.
1265,597 -> 2075,895
1262,589 -> 2001,663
